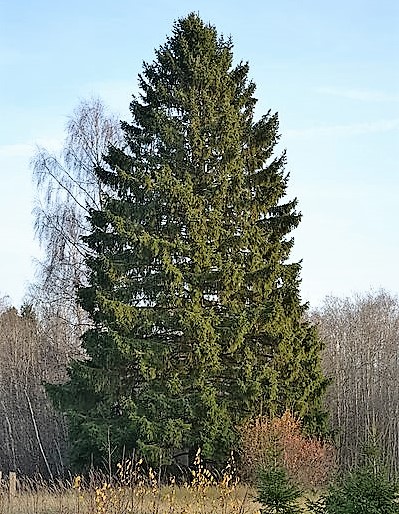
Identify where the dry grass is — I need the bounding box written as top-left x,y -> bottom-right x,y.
0,478 -> 326,513
0,450 -> 261,514
0,445 -> 327,513
0,482 -> 260,514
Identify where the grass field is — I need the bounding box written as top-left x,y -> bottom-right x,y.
0,474 -> 325,514
0,446 -> 323,514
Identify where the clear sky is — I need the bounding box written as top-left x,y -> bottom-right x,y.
0,0 -> 398,308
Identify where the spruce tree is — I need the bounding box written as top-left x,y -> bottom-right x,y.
49,13 -> 328,470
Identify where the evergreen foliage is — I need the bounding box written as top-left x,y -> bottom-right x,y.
325,438 -> 399,514
256,465 -> 303,514
324,465 -> 399,514
307,441 -> 399,514
49,13 -> 327,470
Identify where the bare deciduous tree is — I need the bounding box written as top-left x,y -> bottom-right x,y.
29,97 -> 123,350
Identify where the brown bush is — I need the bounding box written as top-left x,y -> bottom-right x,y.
239,411 -> 336,489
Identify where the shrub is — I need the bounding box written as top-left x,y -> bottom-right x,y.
240,411 -> 336,488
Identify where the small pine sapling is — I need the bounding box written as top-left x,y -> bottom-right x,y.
309,436 -> 399,514
256,465 -> 303,514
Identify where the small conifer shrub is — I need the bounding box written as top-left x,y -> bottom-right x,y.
256,465 -> 303,514
308,439 -> 399,514
323,464 -> 399,514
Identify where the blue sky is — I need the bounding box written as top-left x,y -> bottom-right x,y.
0,0 -> 398,308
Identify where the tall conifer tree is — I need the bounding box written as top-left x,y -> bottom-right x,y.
50,13 -> 327,470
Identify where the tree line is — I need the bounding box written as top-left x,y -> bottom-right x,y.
0,13 -> 396,477
2,288 -> 397,476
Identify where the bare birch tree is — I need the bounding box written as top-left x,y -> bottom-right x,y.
29,98 -> 123,356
